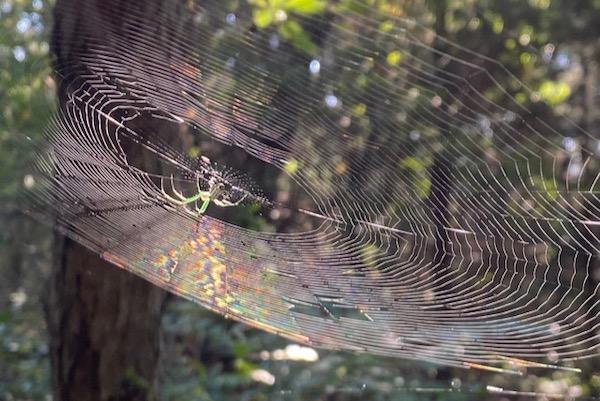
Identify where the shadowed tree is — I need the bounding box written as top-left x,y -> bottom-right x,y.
46,0 -> 169,399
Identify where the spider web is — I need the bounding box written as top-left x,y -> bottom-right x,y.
24,0 -> 600,379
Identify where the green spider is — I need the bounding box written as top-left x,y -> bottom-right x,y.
162,174 -> 248,216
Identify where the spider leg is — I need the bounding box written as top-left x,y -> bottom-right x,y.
162,173 -> 248,217
197,197 -> 211,214
170,174 -> 189,202
162,174 -> 210,217
232,192 -> 249,206
213,192 -> 248,208
161,174 -> 186,205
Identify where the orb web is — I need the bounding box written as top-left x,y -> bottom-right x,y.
24,0 -> 600,375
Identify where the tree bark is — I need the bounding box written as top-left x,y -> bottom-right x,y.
46,0 -> 168,400
46,237 -> 166,401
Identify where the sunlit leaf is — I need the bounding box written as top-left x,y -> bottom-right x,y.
284,0 -> 327,14
538,80 -> 571,105
278,19 -> 317,54
253,8 -> 274,28
386,50 -> 402,66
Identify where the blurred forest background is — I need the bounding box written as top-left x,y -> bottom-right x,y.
2,0 -> 600,400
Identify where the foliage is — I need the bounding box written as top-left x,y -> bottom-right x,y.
158,300 -> 483,401
0,302 -> 50,400
0,0 -> 54,200
248,0 -> 326,54
0,0 -> 53,400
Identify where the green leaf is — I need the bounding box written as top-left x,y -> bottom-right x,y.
278,20 -> 318,55
253,8 -> 274,28
125,366 -> 150,391
0,311 -> 11,323
284,0 -> 327,15
386,50 -> 402,66
352,103 -> 367,117
284,158 -> 299,174
538,80 -> 571,105
417,177 -> 432,199
232,341 -> 254,358
234,358 -> 259,376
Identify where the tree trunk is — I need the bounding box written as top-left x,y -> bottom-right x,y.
46,0 -> 167,400
46,237 -> 166,401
